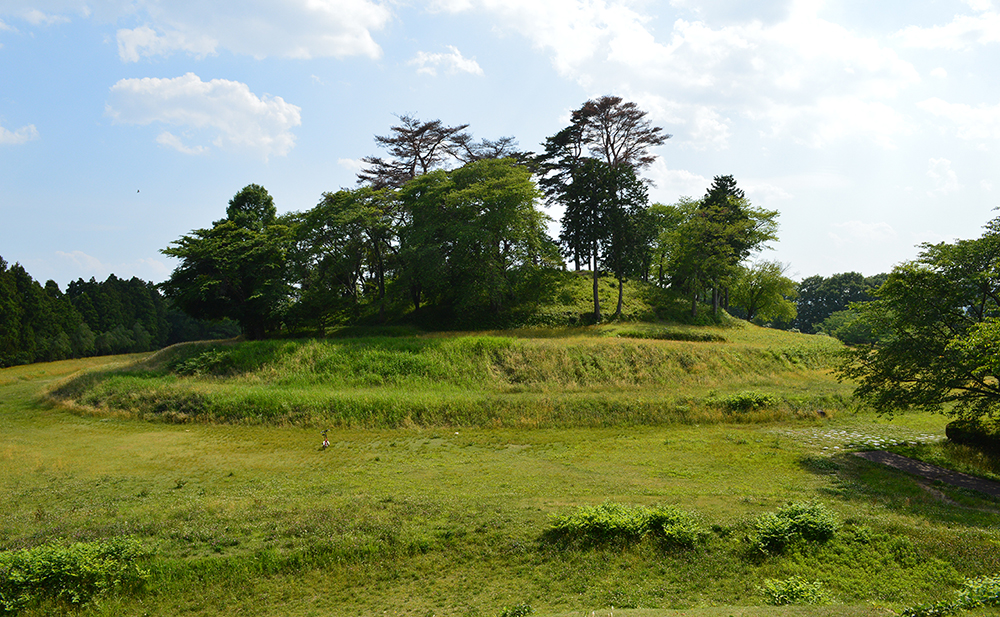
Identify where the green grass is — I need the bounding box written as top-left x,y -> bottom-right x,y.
3,338 -> 1000,616
46,323 -> 850,428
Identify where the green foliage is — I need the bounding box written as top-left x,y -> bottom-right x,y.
614,326 -> 726,342
752,501 -> 839,554
759,576 -> 826,606
901,575 -> 1000,616
839,216 -> 1000,419
497,603 -> 534,617
945,417 -> 1000,453
545,502 -> 705,549
794,272 -> 885,334
717,390 -> 778,413
161,185 -> 292,340
0,538 -> 150,614
729,260 -> 797,324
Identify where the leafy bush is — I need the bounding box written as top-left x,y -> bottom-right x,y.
719,390 -> 778,413
759,576 -> 826,605
957,575 -> 1000,609
497,603 -> 534,617
0,538 -> 150,614
752,501 -> 838,554
546,502 -> 704,549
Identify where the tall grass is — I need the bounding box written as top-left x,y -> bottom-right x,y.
47,327 -> 849,428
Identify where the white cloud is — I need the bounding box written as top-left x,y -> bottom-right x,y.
436,0 -> 919,149
0,121 -> 39,144
116,25 -> 216,62
930,67 -> 948,79
895,9 -> 1000,50
105,73 -> 302,160
408,45 -> 483,76
22,8 -> 70,25
338,158 -> 364,173
918,97 -> 1000,140
927,158 -> 962,196
113,0 -> 390,61
829,221 -> 897,245
155,131 -> 209,155
646,162 -> 709,201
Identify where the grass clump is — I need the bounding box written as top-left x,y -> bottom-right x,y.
545,502 -> 705,549
759,576 -> 827,606
0,538 -> 150,614
751,501 -> 839,554
496,603 -> 534,617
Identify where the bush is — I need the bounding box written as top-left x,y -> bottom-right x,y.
752,501 -> 838,554
546,503 -> 704,549
719,390 -> 778,413
900,575 -> 1000,616
0,538 -> 150,614
760,576 -> 826,605
946,417 -> 1000,453
497,603 -> 534,617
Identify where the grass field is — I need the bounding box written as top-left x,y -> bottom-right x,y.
3,327 -> 1000,616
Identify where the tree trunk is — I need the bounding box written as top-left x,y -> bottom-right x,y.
592,252 -> 601,323
614,276 -> 624,318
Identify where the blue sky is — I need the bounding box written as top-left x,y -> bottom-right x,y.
2,0 -> 999,288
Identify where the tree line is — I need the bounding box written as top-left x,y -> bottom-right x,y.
0,259 -> 238,368
162,96 -> 789,338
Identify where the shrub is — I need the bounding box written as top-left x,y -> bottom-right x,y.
957,575 -> 1000,608
0,538 -> 150,614
752,501 -> 838,554
719,390 -> 778,413
546,503 -> 704,549
946,418 -> 1000,453
497,603 -> 534,617
760,576 -> 826,605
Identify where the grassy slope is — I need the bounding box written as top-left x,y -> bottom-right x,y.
47,322 -> 849,429
3,345 -> 1000,616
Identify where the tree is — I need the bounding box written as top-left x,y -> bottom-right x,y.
729,260 -> 797,324
667,178 -> 779,318
161,185 -> 291,340
794,272 -> 885,333
397,158 -> 552,315
290,187 -> 399,329
537,96 -> 667,320
838,216 -> 1000,419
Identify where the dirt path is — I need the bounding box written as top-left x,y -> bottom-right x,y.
854,451 -> 1000,499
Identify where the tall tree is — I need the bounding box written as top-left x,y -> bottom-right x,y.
538,95 -> 668,320
161,185 -> 291,340
794,272 -> 885,333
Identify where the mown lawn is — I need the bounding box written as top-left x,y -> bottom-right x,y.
2,348 -> 999,616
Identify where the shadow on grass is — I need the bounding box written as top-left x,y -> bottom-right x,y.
798,452 -> 1000,528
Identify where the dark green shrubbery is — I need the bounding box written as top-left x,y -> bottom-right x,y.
946,417 -> 1000,453
0,538 -> 151,614
752,501 -> 838,554
546,502 -> 705,549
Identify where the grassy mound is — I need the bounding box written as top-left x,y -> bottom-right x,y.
47,323 -> 849,428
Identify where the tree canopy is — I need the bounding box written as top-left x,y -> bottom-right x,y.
838,216 -> 1000,419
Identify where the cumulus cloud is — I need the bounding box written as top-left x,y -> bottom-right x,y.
408,45 -> 483,76
829,221 -> 897,245
0,121 -> 39,144
927,158 -> 963,196
646,162 -> 710,201
105,73 -> 302,160
918,98 -> 1000,140
113,0 -> 390,61
434,0 -> 919,149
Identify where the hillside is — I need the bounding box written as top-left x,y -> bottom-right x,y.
48,321 -> 849,428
